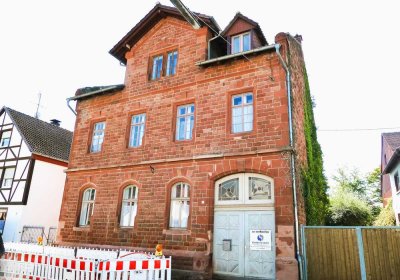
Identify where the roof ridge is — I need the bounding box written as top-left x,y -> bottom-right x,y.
5,106 -> 73,134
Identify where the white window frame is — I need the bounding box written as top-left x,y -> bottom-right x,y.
176,104 -> 195,141
151,55 -> 163,80
1,167 -> 15,188
79,188 -> 96,226
231,32 -> 251,54
129,114 -> 146,148
0,130 -> 11,148
166,50 -> 178,76
215,173 -> 274,206
120,185 -> 139,227
90,122 -> 106,153
232,93 -> 253,133
169,182 -> 190,229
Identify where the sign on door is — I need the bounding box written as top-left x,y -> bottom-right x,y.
250,229 -> 272,251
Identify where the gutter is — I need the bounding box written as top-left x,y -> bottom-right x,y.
66,98 -> 77,116
196,44 -> 277,66
66,84 -> 125,116
275,43 -> 302,276
383,148 -> 400,174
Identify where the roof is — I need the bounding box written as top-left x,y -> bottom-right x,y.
70,84 -> 125,101
109,3 -> 220,65
382,132 -> 400,174
1,107 -> 73,163
221,12 -> 268,45
382,132 -> 400,151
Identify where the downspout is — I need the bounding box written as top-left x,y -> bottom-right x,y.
66,98 -> 77,116
275,44 -> 302,276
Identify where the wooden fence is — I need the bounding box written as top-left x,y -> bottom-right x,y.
301,226 -> 400,280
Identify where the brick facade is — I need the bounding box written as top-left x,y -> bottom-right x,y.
59,5 -> 310,279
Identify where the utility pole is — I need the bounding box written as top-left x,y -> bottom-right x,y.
34,92 -> 42,119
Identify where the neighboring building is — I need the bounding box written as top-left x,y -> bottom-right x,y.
58,4 -> 313,279
381,132 -> 400,224
0,107 -> 72,243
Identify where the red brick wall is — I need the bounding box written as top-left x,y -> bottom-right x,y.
59,16 -> 308,276
381,138 -> 394,205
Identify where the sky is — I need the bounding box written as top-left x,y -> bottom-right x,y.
1,0 -> 399,185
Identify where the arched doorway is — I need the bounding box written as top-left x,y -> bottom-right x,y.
213,173 -> 275,279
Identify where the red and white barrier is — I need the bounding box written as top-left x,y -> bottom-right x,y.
0,251 -> 171,280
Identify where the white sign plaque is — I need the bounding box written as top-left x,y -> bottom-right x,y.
250,229 -> 272,251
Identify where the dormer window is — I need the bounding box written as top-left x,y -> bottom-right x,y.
232,32 -> 251,54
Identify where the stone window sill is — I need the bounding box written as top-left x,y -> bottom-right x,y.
73,226 -> 91,232
163,229 -> 191,235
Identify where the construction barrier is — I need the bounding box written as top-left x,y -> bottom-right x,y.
0,245 -> 171,280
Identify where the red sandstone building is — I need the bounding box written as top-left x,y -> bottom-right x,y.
59,3 -> 311,279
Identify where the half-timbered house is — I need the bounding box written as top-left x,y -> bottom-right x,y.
0,107 -> 72,243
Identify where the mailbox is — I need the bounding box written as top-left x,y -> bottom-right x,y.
222,239 -> 232,251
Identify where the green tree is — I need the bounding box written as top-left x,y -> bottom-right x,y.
326,190 -> 373,226
331,167 -> 382,217
374,199 -> 396,226
326,167 -> 382,225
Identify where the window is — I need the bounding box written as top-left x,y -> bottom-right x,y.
166,51 -> 178,76
149,50 -> 178,80
120,185 -> 138,227
151,55 -> 163,80
232,93 -> 253,133
394,172 -> 400,192
176,104 -> 195,141
218,178 -> 239,201
170,183 -> 190,229
248,176 -> 272,200
1,168 -> 14,188
232,32 -> 251,54
129,114 -> 146,147
0,208 -> 7,235
90,122 -> 105,153
0,130 -> 11,147
79,188 -> 96,226
215,173 -> 273,206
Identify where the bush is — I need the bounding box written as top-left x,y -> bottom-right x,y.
374,199 -> 396,226
326,191 -> 373,226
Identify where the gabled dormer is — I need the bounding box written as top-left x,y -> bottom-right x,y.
222,12 -> 268,55
109,3 -> 220,66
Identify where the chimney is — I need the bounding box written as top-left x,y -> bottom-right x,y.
50,119 -> 61,127
294,34 -> 303,44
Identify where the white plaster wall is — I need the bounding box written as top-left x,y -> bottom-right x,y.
17,159 -> 67,243
2,205 -> 24,242
389,162 -> 400,225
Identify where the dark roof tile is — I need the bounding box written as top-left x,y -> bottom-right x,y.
4,107 -> 73,162
382,132 -> 400,150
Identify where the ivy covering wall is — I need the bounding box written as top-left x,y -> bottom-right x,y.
302,69 -> 329,225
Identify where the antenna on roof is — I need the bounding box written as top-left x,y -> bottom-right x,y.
170,0 -> 201,29
34,92 -> 42,119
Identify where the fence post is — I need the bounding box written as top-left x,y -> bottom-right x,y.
355,227 -> 367,280
301,225 -> 307,280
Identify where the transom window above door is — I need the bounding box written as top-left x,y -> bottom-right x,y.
215,173 -> 273,205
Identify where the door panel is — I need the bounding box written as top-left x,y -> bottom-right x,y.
245,211 -> 275,278
213,211 -> 275,279
213,211 -> 244,277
